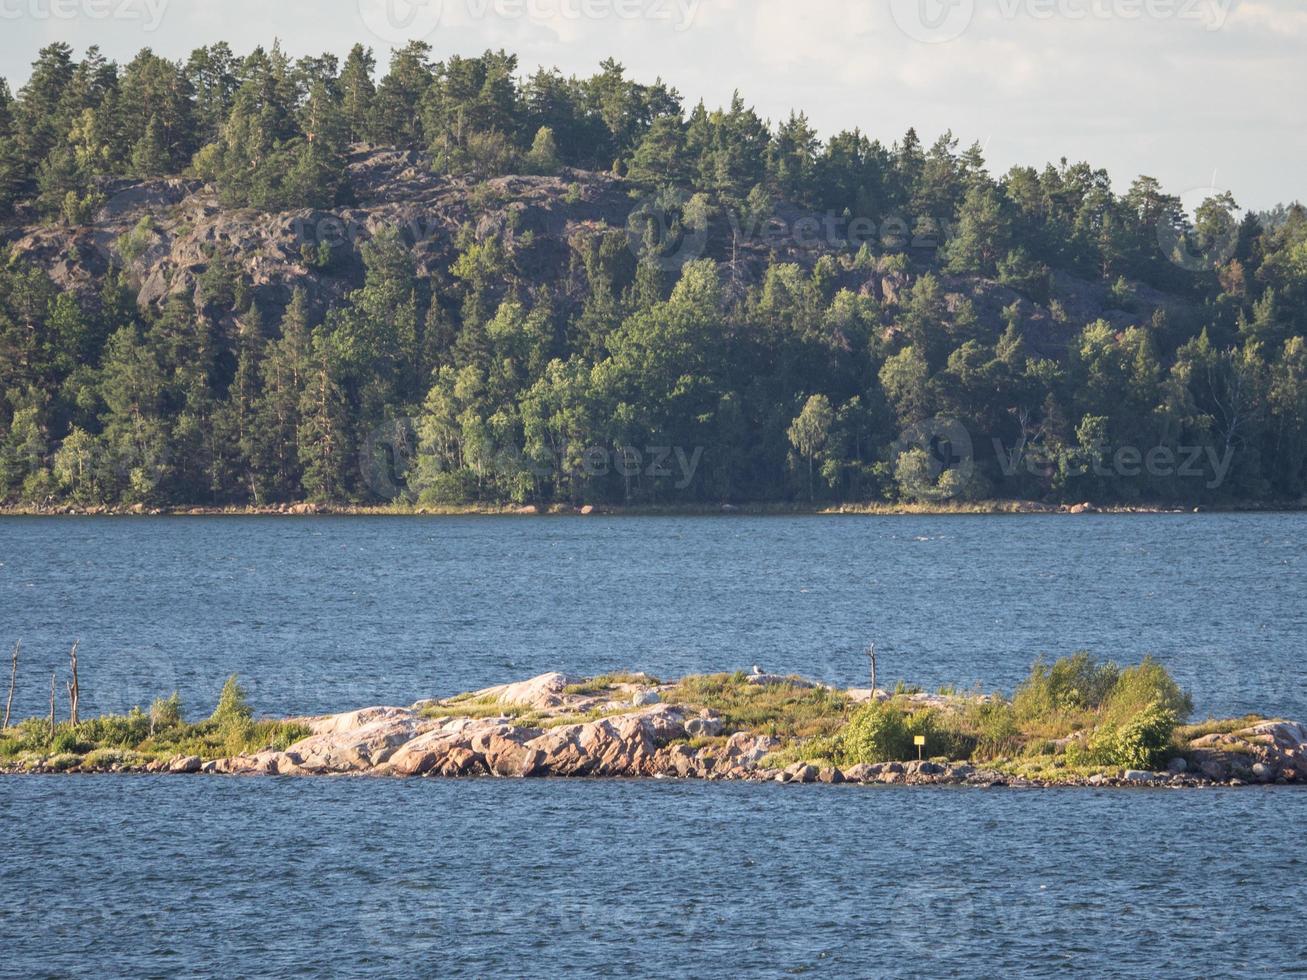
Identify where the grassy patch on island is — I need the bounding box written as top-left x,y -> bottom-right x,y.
762,654 -> 1197,776
0,675 -> 310,770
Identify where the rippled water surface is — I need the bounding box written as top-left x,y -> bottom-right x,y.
0,514 -> 1304,719
2,777 -> 1305,978
2,515 -> 1306,977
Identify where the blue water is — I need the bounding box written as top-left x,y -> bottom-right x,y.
3,515 -> 1307,977
1,776 -> 1304,977
0,515 -> 1304,721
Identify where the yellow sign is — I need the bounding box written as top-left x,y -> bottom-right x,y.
914,736 -> 926,747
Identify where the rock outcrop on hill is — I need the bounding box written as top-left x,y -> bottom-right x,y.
0,147 -> 1185,361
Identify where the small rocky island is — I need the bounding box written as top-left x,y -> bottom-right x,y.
4,661 -> 1305,788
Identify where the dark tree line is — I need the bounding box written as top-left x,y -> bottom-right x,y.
1,42 -> 1305,508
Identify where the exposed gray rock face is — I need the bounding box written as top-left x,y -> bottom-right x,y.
0,146 -> 1188,359
0,149 -> 635,332
280,713 -> 433,774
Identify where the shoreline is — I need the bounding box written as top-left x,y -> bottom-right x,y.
2,499 -> 1304,519
4,671 -> 1304,790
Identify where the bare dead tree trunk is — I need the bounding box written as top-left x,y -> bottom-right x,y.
66,641 -> 80,726
867,642 -> 878,695
3,641 -> 17,730
48,672 -> 57,743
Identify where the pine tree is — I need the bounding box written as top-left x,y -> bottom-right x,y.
370,41 -> 433,146
185,43 -> 240,146
15,43 -> 77,166
34,145 -> 84,219
298,328 -> 348,501
116,50 -> 195,173
525,126 -> 560,175
131,114 -> 169,177
946,184 -> 1012,276
218,306 -> 265,501
0,78 -> 12,138
768,112 -> 820,204
0,135 -> 26,217
338,44 -> 376,143
255,290 -> 312,498
627,115 -> 685,185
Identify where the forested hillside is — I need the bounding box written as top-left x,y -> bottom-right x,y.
1,41 -> 1305,509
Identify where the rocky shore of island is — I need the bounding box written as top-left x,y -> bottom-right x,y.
5,500 -> 1303,519
5,672 -> 1305,788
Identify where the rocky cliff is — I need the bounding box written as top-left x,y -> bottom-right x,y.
0,147 -> 1184,360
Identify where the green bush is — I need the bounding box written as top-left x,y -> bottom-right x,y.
51,728 -> 89,754
210,675 -> 253,728
114,216 -> 154,264
839,701 -> 911,764
1102,657 -> 1193,726
9,718 -> 54,753
149,693 -> 184,732
260,721 -> 312,753
945,699 -> 1020,760
418,471 -> 479,506
1089,701 -> 1178,769
1013,652 -> 1121,721
77,707 -> 151,747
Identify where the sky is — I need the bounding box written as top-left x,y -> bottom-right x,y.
1,0 -> 1303,211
